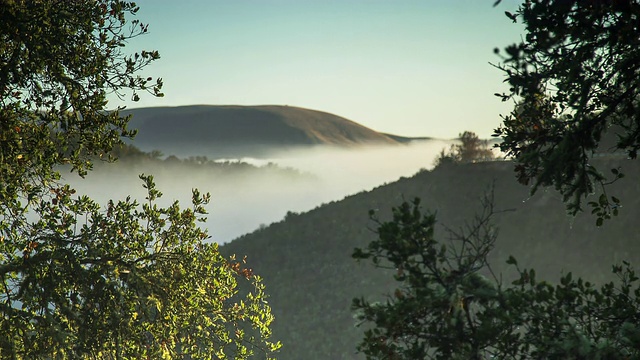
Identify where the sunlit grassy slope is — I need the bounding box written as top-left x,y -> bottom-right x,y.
123,105 -> 406,158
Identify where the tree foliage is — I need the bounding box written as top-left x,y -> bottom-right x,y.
353,196 -> 640,359
434,131 -> 494,167
0,1 -> 280,358
1,175 -> 279,358
0,0 -> 162,208
355,2 -> 640,354
493,0 -> 640,219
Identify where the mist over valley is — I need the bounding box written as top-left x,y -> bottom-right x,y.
65,105 -> 453,242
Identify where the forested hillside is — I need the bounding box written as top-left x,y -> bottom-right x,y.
90,144 -> 313,180
221,158 -> 640,360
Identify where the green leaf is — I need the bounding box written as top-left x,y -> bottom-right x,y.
599,194 -> 608,206
505,11 -> 517,22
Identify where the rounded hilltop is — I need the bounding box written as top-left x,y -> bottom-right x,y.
123,105 -> 421,158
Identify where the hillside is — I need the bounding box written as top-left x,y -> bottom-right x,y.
123,105 -> 407,158
220,159 -> 640,360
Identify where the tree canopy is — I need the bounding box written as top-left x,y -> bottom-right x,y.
1,176 -> 279,358
0,1 -> 280,358
434,131 -> 494,167
1,0 -> 162,207
493,0 -> 640,220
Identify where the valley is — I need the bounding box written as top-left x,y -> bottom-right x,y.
66,106 -> 451,242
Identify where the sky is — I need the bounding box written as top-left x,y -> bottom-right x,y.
116,0 -> 524,139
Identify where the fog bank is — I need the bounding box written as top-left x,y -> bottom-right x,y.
64,140 -> 453,243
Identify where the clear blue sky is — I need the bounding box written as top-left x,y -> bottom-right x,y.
118,0 -> 523,139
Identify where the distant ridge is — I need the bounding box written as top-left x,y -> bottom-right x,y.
382,133 -> 432,143
123,105 -> 417,158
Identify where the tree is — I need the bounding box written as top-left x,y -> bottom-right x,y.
1,0 -> 162,202
0,1 -> 280,358
493,0 -> 640,221
1,176 -> 280,358
455,131 -> 495,163
434,131 -> 494,167
353,2 -> 640,357
352,196 -> 640,359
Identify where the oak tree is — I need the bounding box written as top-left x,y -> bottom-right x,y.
493,0 -> 640,221
0,1 -> 280,358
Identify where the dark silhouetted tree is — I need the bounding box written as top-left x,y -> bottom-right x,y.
493,0 -> 640,222
354,2 -> 640,356
434,131 -> 494,167
456,131 -> 495,163
353,195 -> 640,359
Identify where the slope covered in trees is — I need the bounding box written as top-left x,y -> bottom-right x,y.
91,144 -> 314,180
221,158 -> 640,359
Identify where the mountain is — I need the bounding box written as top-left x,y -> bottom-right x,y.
123,105 -> 410,158
220,158 -> 640,360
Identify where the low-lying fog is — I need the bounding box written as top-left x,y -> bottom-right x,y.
64,140 -> 454,243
